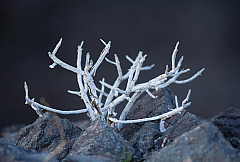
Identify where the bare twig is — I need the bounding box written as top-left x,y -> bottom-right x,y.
24,39 -> 204,131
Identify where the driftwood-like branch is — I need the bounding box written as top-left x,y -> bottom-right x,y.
24,39 -> 204,131
109,90 -> 191,130
24,82 -> 88,116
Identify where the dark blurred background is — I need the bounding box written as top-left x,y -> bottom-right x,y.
1,1 -> 240,128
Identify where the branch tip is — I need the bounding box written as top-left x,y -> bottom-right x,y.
100,39 -> 106,45
24,39 -> 204,130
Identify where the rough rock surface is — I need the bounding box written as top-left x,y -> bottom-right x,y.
3,86 -> 240,161
119,88 -> 201,161
14,112 -> 82,161
126,111 -> 201,161
0,133 -> 58,162
68,118 -> 135,161
145,122 -> 240,162
213,107 -> 240,149
128,122 -> 160,161
120,88 -> 177,140
154,111 -> 201,149
62,155 -> 118,162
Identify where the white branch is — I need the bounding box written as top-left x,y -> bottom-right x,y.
24,82 -> 88,115
109,103 -> 191,123
140,64 -> 155,70
99,78 -> 105,104
96,87 -> 108,97
172,41 -> 179,70
116,90 -> 143,130
48,38 -> 84,74
99,80 -> 126,94
126,55 -> 134,63
146,89 -> 158,99
160,120 -> 166,132
24,39 -> 204,131
109,90 -> 191,124
130,53 -> 147,88
126,53 -> 140,92
105,57 -> 115,65
174,68 -> 205,84
90,40 -> 111,76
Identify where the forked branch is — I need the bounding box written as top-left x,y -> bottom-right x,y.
24,39 -> 204,131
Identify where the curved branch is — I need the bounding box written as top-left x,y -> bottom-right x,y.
24,82 -> 88,115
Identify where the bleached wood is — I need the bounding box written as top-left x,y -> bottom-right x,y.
24,39 -> 204,130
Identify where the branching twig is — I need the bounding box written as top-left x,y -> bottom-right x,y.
24,39 -> 204,131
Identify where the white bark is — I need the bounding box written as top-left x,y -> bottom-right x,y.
24,39 -> 204,131
109,90 -> 191,124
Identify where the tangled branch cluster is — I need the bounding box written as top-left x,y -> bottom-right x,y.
24,39 -> 204,131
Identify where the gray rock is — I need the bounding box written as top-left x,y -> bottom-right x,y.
154,111 -> 201,149
120,88 -> 177,140
127,111 -> 201,161
0,137 -> 58,162
63,155 -> 118,162
145,122 -> 240,162
68,118 -> 135,161
128,122 -> 160,161
213,107 -> 240,149
14,112 -> 82,161
119,88 -> 201,161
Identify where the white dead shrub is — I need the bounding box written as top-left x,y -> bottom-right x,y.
24,39 -> 204,131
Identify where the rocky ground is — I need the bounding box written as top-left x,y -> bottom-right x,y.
1,88 -> 240,162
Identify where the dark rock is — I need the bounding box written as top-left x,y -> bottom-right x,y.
128,122 -> 160,161
63,155 -> 118,162
120,88 -> 178,140
68,118 -> 135,161
0,137 -> 58,162
213,107 -> 240,149
154,111 -> 201,149
127,111 -> 201,161
14,112 -> 82,161
145,122 -> 240,162
119,88 -> 201,161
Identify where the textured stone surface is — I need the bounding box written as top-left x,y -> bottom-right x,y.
14,112 -> 82,161
119,88 -> 201,161
120,88 -> 178,140
128,122 -> 160,161
154,111 -> 201,149
5,89 -> 239,161
213,107 -> 240,149
0,136 -> 58,162
145,122 -> 240,162
63,155 -> 118,162
68,118 -> 135,161
125,111 -> 201,161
